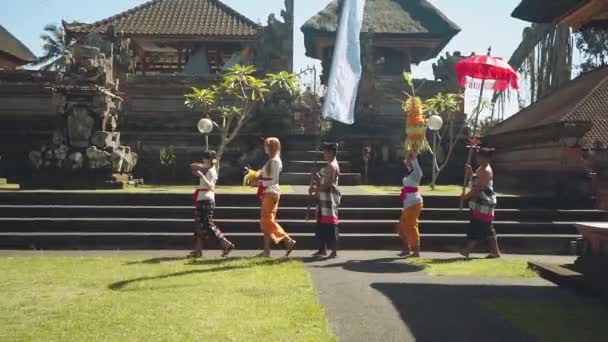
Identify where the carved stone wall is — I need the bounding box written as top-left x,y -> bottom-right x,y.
255,0 -> 294,73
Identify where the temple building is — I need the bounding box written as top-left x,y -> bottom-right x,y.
485,67 -> 608,209
302,0 -> 460,128
64,0 -> 260,75
0,25 -> 37,70
302,0 -> 462,183
512,0 -> 608,28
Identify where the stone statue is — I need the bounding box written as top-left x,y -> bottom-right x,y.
255,0 -> 294,73
29,30 -> 138,183
432,51 -> 472,92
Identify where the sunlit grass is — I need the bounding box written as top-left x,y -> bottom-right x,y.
0,256 -> 334,341
358,185 -> 464,196
407,258 -> 538,278
484,299 -> 608,342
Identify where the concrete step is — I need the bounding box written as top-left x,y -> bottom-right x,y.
0,232 -> 577,254
0,178 -> 6,185
0,205 -> 605,222
0,217 -> 580,235
285,161 -> 352,173
0,192 -> 598,209
281,173 -> 362,185
284,151 -> 352,161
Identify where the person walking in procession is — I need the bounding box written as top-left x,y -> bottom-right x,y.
461,146 -> 501,259
256,137 -> 296,257
396,150 -> 423,258
310,142 -> 341,258
189,150 -> 234,258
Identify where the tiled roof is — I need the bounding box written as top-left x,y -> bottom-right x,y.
487,67 -> 608,149
511,0 -> 587,23
301,0 -> 460,62
0,25 -> 37,63
64,0 -> 258,38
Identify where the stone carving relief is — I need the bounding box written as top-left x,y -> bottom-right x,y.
29,31 -> 138,181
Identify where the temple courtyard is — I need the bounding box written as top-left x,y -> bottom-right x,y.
1,250 -> 607,342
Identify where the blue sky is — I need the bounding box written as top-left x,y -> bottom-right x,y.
1,0 -> 530,116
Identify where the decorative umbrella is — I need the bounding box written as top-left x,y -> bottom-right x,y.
454,47 -> 520,207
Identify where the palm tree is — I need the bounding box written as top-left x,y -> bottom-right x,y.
35,24 -> 71,71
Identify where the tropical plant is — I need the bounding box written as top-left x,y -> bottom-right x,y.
494,24 -> 573,118
424,92 -> 465,189
159,146 -> 176,169
35,23 -> 72,71
185,65 -> 300,164
576,27 -> 608,73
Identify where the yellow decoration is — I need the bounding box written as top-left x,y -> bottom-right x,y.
243,167 -> 261,186
403,96 -> 431,154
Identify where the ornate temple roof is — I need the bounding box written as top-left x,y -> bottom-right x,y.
512,0 -> 608,28
302,0 -> 460,61
487,67 -> 608,150
64,0 -> 259,39
0,25 -> 37,64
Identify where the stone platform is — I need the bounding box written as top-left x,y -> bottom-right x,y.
0,189 -> 605,253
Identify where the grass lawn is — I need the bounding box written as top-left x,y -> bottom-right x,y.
0,256 -> 334,342
406,258 -> 538,278
359,185 -> 517,197
122,185 -> 297,194
359,185 -> 464,196
484,299 -> 608,342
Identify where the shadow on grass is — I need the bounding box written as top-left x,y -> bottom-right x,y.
124,257 -> 188,265
411,257 -> 482,265
110,257 -> 292,291
370,282 -> 598,342
310,257 -> 425,274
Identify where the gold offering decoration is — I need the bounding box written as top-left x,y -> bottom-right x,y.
243,167 -> 261,186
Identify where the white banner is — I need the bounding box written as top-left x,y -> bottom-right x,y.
321,0 -> 366,125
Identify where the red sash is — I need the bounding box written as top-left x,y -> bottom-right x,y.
399,186 -> 419,201
257,178 -> 273,200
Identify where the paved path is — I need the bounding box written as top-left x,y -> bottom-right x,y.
0,250 -> 578,341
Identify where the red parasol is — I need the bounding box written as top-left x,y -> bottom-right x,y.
455,55 -> 519,92
454,47 -> 520,208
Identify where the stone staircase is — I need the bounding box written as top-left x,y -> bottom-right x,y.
281,150 -> 362,185
0,191 -> 605,253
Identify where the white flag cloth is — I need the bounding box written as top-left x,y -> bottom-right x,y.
321,0 -> 366,125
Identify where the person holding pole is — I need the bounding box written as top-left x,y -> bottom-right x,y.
309,143 -> 341,258
460,146 -> 501,259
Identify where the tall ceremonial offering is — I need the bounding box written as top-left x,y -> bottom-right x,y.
402,73 -> 431,155
322,0 -> 366,125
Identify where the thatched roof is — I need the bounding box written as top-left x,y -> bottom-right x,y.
512,0 -> 587,23
302,0 -> 460,61
64,0 -> 258,39
487,67 -> 608,150
0,25 -> 37,64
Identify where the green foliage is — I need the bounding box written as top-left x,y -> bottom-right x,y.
159,146 -> 176,169
424,92 -> 464,116
402,72 -> 414,92
184,65 -> 300,161
184,87 -> 216,113
267,71 -> 301,96
576,27 -> 608,73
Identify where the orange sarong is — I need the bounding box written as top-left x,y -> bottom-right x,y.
396,202 -> 423,248
260,192 -> 289,244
